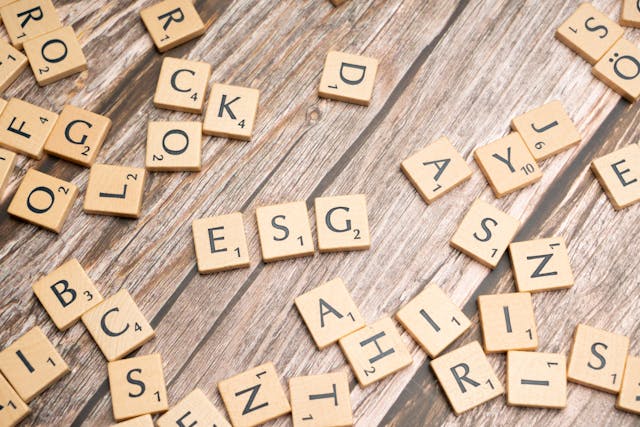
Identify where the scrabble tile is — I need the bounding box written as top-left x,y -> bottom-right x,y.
32,259 -> 104,331
0,147 -> 16,195
567,324 -> 629,393
449,199 -> 521,269
1,0 -> 62,49
318,51 -> 378,106
621,0 -> 640,27
81,289 -> 155,361
203,83 -> 260,141
591,144 -> 640,210
401,137 -> 472,204
289,372 -> 352,427
84,164 -> 147,218
506,351 -> 566,409
140,0 -> 205,52
108,354 -> 168,421
218,362 -> 291,427
430,341 -> 503,415
474,133 -> 542,198
255,201 -> 314,262
509,237 -> 574,293
192,212 -> 250,274
0,40 -> 27,92
0,98 -> 6,114
555,3 -> 624,64
146,121 -> 202,172
0,0 -> 18,23
396,283 -> 471,358
616,355 -> 640,414
478,292 -> 538,353
0,327 -> 69,402
156,388 -> 230,427
111,414 -> 154,427
295,277 -> 365,350
0,373 -> 30,427
314,194 -> 370,252
0,98 -> 58,159
510,101 -> 582,161
593,38 -> 640,102
339,317 -> 412,387
153,57 -> 211,114
7,168 -> 78,233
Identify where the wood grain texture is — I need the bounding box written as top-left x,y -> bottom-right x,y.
1,0 -> 639,425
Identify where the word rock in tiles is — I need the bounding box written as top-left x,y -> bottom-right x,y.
289,371 -> 352,427
506,351 -> 567,409
0,327 -> 69,402
7,168 -> 78,233
255,201 -> 314,262
0,372 -> 30,427
218,362 -> 291,427
84,164 -> 147,218
0,40 -> 28,92
0,98 -> 58,159
401,136 -> 472,204
111,414 -> 154,427
156,388 -> 231,427
396,283 -> 471,358
203,83 -> 260,141
339,317 -> 412,387
621,0 -> 640,27
509,236 -> 574,293
146,121 -> 202,171
140,0 -> 205,52
319,51 -> 378,106
593,38 -> 640,102
430,341 -> 504,415
591,143 -> 640,209
567,324 -> 629,393
192,212 -> 250,274
314,194 -> 370,252
1,0 -> 62,49
154,57 -> 211,114
450,199 -> 521,269
107,353 -> 168,421
617,356 -> 640,414
81,289 -> 155,361
0,147 -> 17,194
478,292 -> 538,353
294,277 -> 365,350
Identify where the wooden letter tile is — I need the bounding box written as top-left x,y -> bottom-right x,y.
478,292 -> 538,353
567,324 -> 629,393
593,38 -> 640,102
314,194 -> 370,252
0,147 -> 16,195
0,98 -> 58,159
450,199 -> 521,269
0,373 -> 30,427
506,351 -> 567,409
156,388 -> 230,427
339,317 -> 412,387
8,168 -> 78,233
81,289 -> 155,361
430,341 -> 503,415
203,83 -> 260,141
0,98 -> 6,114
591,144 -> 640,209
84,164 -> 147,218
509,237 -> 574,293
218,362 -> 291,427
0,327 -> 69,402
0,40 -> 27,92
621,0 -> 640,27
107,353 -> 168,421
617,355 -> 640,414
295,278 -> 365,350
140,0 -> 205,52
289,371 -> 352,427
396,283 -> 471,358
154,57 -> 211,114
111,414 -> 154,427
1,0 -> 62,49
146,121 -> 202,171
192,212 -> 250,273
319,51 -> 378,106
256,201 -> 314,262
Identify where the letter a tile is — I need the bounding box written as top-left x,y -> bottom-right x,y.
0,98 -> 58,159
591,144 -> 640,209
617,356 -> 640,414
203,83 -> 260,141
140,0 -> 205,52
156,388 -> 231,427
315,194 -> 370,252
192,212 -> 250,273
509,237 -> 574,293
593,38 -> 640,102
256,201 -> 314,262
0,372 -> 30,427
478,292 -> 538,353
506,351 -> 567,409
289,371 -> 352,427
319,51 -> 378,106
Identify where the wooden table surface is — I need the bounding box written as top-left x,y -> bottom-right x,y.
1,0 -> 639,425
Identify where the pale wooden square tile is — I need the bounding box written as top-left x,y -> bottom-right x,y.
339,317 -> 412,387
478,292 -> 538,353
0,98 -> 58,159
153,57 -> 211,114
450,199 -> 521,269
108,354 -> 168,421
509,237 -> 574,293
401,137 -> 472,204
506,351 -> 567,409
218,362 -> 291,427
567,324 -> 629,393
110,414 -> 154,427
593,38 -> 640,102
84,164 -> 147,218
315,194 -> 370,252
0,0 -> 62,49
192,212 -> 250,273
319,51 -> 378,106
396,283 -> 471,358
32,259 -> 103,331
203,83 -> 260,141
0,0 -> 18,24
8,168 -> 78,233
617,355 -> 640,414
0,40 -> 27,92
0,373 -> 30,427
0,327 -> 69,402
430,341 -> 503,415
256,201 -> 314,262
289,371 -> 352,427
146,121 -> 201,171
140,0 -> 205,52
0,98 -> 6,114
591,144 -> 640,209
156,388 -> 230,427
81,289 -> 155,361
621,0 -> 640,27
0,147 -> 16,195
474,132 -> 542,198
295,278 -> 365,350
